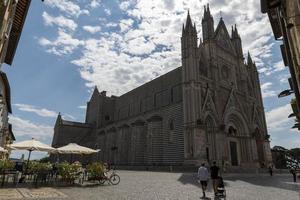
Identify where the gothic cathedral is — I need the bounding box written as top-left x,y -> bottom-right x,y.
52,5 -> 272,169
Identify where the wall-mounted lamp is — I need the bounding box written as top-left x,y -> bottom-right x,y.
278,89 -> 294,98
291,123 -> 300,129
288,113 -> 296,118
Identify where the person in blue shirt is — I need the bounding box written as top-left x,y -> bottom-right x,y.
198,163 -> 209,198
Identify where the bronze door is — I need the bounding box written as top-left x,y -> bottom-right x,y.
230,141 -> 238,166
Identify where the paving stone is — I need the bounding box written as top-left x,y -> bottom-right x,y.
2,171 -> 300,200
56,171 -> 300,200
0,189 -> 23,199
0,187 -> 67,199
18,187 -> 67,199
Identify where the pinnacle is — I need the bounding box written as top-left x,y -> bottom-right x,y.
184,9 -> 194,31
247,51 -> 253,64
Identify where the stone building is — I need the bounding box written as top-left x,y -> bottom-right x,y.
0,0 -> 31,155
52,6 -> 272,169
261,0 -> 300,128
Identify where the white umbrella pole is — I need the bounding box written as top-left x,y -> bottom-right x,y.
26,150 -> 32,170
19,150 -> 32,183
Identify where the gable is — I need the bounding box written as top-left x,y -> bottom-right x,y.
222,88 -> 248,123
202,87 -> 219,121
214,20 -> 236,54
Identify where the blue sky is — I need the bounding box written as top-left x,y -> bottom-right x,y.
3,0 -> 299,159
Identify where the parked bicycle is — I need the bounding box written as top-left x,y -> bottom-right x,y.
89,168 -> 120,185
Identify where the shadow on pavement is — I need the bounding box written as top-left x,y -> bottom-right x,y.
178,172 -> 300,194
177,173 -> 214,192
223,174 -> 300,192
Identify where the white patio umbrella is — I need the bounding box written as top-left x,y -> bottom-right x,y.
56,143 -> 100,154
8,138 -> 55,152
7,138 -> 55,181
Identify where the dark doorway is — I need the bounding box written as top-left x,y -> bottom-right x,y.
206,147 -> 210,162
230,141 -> 238,166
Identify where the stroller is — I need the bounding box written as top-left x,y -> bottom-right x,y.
215,176 -> 226,199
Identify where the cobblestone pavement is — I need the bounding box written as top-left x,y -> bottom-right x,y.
1,171 -> 300,200
60,171 -> 300,200
0,187 -> 67,199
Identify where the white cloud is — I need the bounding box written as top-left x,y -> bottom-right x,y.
119,1 -> 133,11
14,104 -> 57,118
90,0 -> 101,8
258,67 -> 272,76
40,0 -> 278,98
106,22 -> 118,27
261,82 -> 277,98
42,12 -> 77,31
104,8 -> 111,16
82,25 -> 101,34
274,60 -> 286,72
44,0 -> 89,17
119,18 -> 134,32
9,116 -> 53,141
265,104 -> 293,132
38,29 -> 84,56
78,105 -> 87,109
13,104 -> 75,121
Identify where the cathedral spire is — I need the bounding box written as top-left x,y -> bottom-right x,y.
183,10 -> 197,35
204,3 -> 212,19
185,9 -> 193,29
234,24 -> 240,38
247,51 -> 253,65
231,24 -> 240,39
55,112 -> 62,126
202,4 -> 214,41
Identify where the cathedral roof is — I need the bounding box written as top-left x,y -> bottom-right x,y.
214,18 -> 236,54
61,119 -> 93,128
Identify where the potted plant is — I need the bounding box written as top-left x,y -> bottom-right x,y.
28,161 -> 52,174
58,162 -> 82,184
0,160 -> 14,173
87,162 -> 106,182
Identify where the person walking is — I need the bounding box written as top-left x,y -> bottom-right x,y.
268,164 -> 273,176
198,163 -> 209,199
210,161 -> 220,196
290,168 -> 297,182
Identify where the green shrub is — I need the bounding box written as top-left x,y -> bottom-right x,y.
0,160 -> 14,172
28,161 -> 52,173
87,162 -> 106,178
58,162 -> 82,180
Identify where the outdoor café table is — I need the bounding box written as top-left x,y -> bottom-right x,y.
1,170 -> 19,187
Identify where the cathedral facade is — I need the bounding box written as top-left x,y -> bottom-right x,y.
52,6 -> 272,169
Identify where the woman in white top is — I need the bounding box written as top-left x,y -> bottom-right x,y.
198,163 -> 209,198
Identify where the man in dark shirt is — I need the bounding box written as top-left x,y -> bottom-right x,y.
210,161 -> 220,195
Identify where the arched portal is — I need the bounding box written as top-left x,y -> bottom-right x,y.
225,111 -> 250,166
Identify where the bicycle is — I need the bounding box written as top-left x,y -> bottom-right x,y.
89,169 -> 120,185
